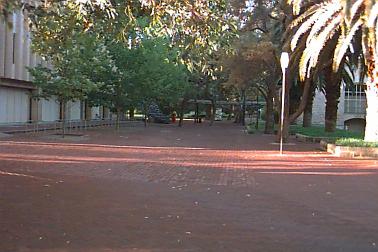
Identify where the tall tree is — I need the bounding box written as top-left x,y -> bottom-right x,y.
29,34 -> 114,136
223,37 -> 280,133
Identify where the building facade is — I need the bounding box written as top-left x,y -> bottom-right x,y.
310,81 -> 367,133
0,12 -> 110,126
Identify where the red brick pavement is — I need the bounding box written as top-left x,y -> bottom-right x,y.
0,122 -> 378,251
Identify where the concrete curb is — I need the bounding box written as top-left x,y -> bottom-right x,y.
295,133 -> 336,143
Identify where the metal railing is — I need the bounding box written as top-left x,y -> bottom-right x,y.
0,119 -> 136,134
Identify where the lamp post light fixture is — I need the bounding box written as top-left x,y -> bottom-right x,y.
279,52 -> 289,155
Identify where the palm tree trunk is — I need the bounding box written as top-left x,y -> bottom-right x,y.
364,74 -> 378,142
303,86 -> 315,127
363,25 -> 378,142
277,81 -> 291,143
324,67 -> 341,132
324,90 -> 339,132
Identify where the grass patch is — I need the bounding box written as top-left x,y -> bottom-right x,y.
335,138 -> 378,148
289,125 -> 363,139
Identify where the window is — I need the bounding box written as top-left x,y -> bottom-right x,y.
344,83 -> 367,114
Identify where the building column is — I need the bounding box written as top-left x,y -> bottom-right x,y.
23,21 -> 31,81
14,10 -> 24,80
4,14 -> 15,79
0,16 -> 6,77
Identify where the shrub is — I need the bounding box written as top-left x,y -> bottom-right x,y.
335,138 -> 378,148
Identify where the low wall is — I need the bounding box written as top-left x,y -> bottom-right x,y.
321,140 -> 378,158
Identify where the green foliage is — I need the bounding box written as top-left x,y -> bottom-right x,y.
87,37 -> 190,113
29,34 -> 114,103
128,38 -> 190,110
290,125 -> 363,139
26,0 -> 236,114
335,138 -> 378,148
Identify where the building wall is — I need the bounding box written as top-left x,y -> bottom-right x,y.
1,12 -> 36,124
0,13 -> 39,81
311,81 -> 366,130
91,106 -> 101,120
67,101 -> 81,121
0,86 -> 30,123
41,98 -> 60,122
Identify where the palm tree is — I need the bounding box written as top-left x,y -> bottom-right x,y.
287,0 -> 378,142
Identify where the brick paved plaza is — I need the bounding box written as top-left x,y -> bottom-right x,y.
1,122 -> 378,251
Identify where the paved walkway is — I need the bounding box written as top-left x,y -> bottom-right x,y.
0,122 -> 377,251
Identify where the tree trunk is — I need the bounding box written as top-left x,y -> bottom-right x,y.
241,89 -> 246,126
303,86 -> 315,127
324,91 -> 339,132
61,101 -> 66,138
277,72 -> 291,143
178,99 -> 186,127
234,110 -> 241,123
289,90 -> 300,117
324,67 -> 341,132
264,94 -> 275,134
206,104 -> 212,120
289,78 -> 312,123
129,107 -> 135,120
195,102 -> 199,123
364,77 -> 378,142
277,77 -> 312,142
116,107 -> 121,130
209,99 -> 215,126
255,93 -> 259,130
144,106 -> 147,127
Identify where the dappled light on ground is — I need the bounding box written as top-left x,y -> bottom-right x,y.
0,170 -> 52,180
1,140 -> 377,182
1,124 -> 378,252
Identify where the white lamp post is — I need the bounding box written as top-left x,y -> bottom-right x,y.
280,52 -> 289,155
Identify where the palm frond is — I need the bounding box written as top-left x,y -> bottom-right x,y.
333,19 -> 363,71
349,0 -> 364,24
288,0 -> 305,15
367,2 -> 378,28
290,8 -> 323,50
342,60 -> 356,90
299,15 -> 341,80
358,62 -> 367,86
289,4 -> 321,29
306,3 -> 341,46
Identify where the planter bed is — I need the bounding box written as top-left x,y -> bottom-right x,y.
320,140 -> 378,158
